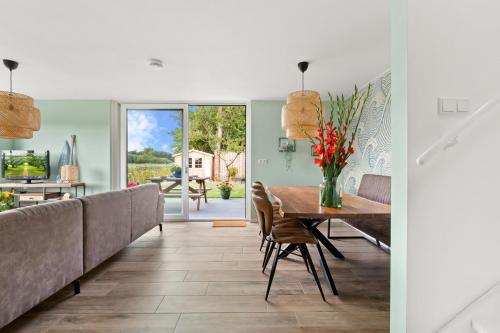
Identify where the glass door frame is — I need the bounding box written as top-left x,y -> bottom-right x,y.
119,103 -> 189,221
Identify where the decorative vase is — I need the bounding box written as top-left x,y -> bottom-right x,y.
320,177 -> 342,208
220,189 -> 231,200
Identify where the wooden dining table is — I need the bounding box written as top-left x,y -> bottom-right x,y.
268,185 -> 391,294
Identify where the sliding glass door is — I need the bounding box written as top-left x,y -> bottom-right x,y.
121,104 -> 188,220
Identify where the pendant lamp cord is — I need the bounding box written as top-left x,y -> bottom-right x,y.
9,68 -> 13,94
301,71 -> 305,95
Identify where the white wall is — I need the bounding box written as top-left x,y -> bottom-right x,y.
407,1 -> 500,332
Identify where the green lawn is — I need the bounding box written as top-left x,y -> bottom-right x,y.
192,180 -> 245,199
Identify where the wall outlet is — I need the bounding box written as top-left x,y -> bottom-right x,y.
257,158 -> 269,165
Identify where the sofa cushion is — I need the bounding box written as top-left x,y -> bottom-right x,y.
0,200 -> 83,329
80,190 -> 131,273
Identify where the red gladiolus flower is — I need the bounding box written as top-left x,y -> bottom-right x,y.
317,129 -> 324,137
314,158 -> 323,167
313,144 -> 323,155
349,147 -> 354,154
326,121 -> 332,128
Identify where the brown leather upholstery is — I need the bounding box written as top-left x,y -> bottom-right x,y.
271,227 -> 316,244
252,183 -> 280,207
252,193 -> 274,236
251,187 -> 295,225
345,174 -> 391,246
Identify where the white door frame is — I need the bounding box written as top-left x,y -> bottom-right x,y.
114,101 -> 251,221
119,103 -> 189,221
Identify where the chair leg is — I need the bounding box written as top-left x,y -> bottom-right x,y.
72,279 -> 81,295
262,239 -> 271,267
301,244 -> 326,302
259,235 -> 266,251
197,197 -> 201,210
298,244 -> 311,273
158,223 -> 163,232
262,241 -> 276,273
265,243 -> 282,300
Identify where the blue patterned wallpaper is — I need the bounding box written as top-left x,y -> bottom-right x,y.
339,71 -> 391,194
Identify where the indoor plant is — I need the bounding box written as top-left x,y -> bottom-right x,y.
0,191 -> 16,212
307,85 -> 371,208
217,181 -> 233,200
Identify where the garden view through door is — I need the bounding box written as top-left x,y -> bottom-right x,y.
185,105 -> 246,220
125,105 -> 188,220
125,104 -> 246,220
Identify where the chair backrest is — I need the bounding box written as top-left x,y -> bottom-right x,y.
251,191 -> 273,236
357,174 -> 391,205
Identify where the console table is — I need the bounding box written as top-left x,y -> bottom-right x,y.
0,182 -> 86,205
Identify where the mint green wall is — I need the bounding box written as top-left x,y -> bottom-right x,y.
0,139 -> 13,150
390,0 -> 407,331
11,100 -> 112,194
250,101 -> 322,188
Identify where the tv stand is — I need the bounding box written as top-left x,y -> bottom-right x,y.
0,182 -> 86,205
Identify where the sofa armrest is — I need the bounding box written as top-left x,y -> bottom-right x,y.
80,190 -> 131,273
129,183 -> 163,241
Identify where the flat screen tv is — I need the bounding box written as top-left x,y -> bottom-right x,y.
1,150 -> 50,182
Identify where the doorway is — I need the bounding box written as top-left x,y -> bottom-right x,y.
186,105 -> 247,220
120,103 -> 247,221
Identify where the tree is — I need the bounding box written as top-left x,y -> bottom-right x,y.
170,106 -> 246,180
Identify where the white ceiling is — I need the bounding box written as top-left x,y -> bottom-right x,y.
0,0 -> 389,101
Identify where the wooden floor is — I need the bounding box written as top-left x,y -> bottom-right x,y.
3,221 -> 389,333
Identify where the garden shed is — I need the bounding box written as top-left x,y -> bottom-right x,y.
173,149 -> 213,178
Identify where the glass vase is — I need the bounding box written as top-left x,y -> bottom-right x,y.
320,177 -> 342,208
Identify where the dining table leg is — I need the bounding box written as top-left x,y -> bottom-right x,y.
316,243 -> 339,295
310,227 -> 345,259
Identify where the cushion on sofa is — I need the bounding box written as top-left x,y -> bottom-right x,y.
0,200 -> 83,329
80,190 -> 131,273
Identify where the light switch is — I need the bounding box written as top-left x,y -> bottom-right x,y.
440,98 -> 457,113
457,99 -> 470,112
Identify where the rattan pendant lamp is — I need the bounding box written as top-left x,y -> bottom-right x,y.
0,59 -> 41,139
281,61 -> 321,140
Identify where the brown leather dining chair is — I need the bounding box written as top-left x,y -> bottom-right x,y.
252,191 -> 329,301
251,184 -> 307,269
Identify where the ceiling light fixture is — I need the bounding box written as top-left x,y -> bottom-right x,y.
148,58 -> 164,70
281,61 -> 321,141
0,59 -> 41,139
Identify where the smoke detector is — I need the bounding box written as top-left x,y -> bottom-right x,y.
148,58 -> 164,70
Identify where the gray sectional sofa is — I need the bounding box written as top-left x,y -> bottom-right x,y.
0,183 -> 164,329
